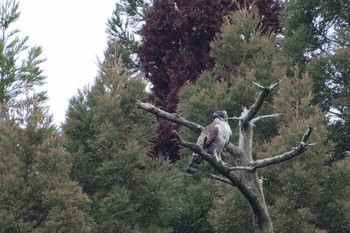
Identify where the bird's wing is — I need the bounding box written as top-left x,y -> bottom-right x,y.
202,123 -> 219,149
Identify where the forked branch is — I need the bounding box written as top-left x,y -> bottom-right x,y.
244,83 -> 278,123
251,127 -> 314,168
136,81 -> 313,233
172,130 -> 265,212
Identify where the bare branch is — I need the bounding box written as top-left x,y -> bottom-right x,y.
244,83 -> 278,123
301,126 -> 313,143
252,82 -> 265,89
251,127 -> 314,168
136,100 -> 242,158
227,116 -> 242,121
172,130 -> 224,166
173,131 -> 270,221
251,113 -> 282,125
211,174 -> 234,185
135,100 -> 203,133
229,166 -> 255,171
226,144 -> 244,159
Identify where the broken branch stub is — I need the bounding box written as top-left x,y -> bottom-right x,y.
243,82 -> 278,123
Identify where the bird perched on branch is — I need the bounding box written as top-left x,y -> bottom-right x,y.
186,111 -> 232,175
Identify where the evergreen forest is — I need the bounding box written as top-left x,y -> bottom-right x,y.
1,0 -> 350,232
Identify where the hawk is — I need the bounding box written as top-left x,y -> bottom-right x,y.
186,111 -> 232,175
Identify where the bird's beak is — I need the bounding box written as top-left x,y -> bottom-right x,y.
212,111 -> 220,118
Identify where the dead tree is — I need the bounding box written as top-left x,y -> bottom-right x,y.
135,83 -> 314,233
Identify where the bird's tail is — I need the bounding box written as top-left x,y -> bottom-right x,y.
186,153 -> 203,175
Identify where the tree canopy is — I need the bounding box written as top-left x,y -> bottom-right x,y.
1,0 -> 350,232
281,0 -> 350,162
138,0 -> 281,160
0,0 -> 46,107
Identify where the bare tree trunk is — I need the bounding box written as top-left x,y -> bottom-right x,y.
237,120 -> 274,233
135,83 -> 314,233
247,169 -> 274,233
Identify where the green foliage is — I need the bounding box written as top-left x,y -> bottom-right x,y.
308,46 -> 350,111
272,71 -> 316,123
0,97 -> 91,232
91,147 -> 185,232
64,57 -> 154,196
308,47 -> 350,162
165,179 -> 217,233
208,188 -> 252,233
282,0 -> 350,163
271,198 -> 326,233
210,7 -> 277,83
257,73 -> 348,232
64,56 -> 190,232
177,4 -> 350,232
0,2 -> 89,231
106,0 -> 149,72
176,6 -> 285,232
94,156 -> 182,232
178,6 -> 280,155
315,158 -> 350,233
280,1 -> 321,68
279,0 -> 350,69
0,0 -> 47,106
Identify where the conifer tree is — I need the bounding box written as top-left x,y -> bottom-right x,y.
138,0 -> 281,160
281,0 -> 350,162
258,73 -> 334,232
63,51 -> 155,196
0,0 -> 47,107
177,5 -> 280,147
106,0 -> 150,73
137,6 -> 282,232
0,2 -> 91,231
136,5 -> 350,232
63,52 -> 183,232
0,97 -> 91,232
308,43 -> 350,162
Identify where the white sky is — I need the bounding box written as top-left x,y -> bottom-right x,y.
17,0 -> 117,125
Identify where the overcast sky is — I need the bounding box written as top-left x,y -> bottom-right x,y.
17,0 -> 117,124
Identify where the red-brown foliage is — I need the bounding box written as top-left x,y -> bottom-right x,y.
139,0 -> 281,160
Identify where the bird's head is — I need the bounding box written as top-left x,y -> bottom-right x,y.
212,111 -> 228,121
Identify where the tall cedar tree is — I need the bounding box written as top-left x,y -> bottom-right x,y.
0,0 -> 47,107
261,73 -> 350,233
138,0 -> 281,160
177,5 -> 280,151
106,0 -> 150,73
0,97 -> 91,232
175,7 -> 280,232
63,53 -> 154,196
63,52 -> 184,232
0,3 -> 91,231
281,0 -> 350,162
174,7 -> 350,232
